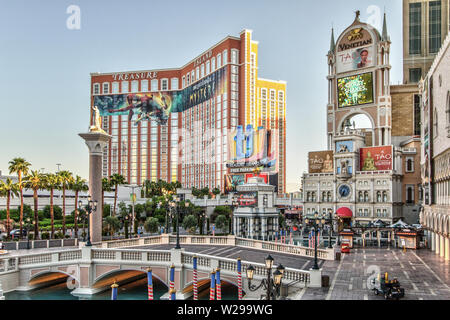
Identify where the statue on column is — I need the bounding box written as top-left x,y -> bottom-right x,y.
89,106 -> 107,134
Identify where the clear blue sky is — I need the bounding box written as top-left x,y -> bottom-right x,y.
0,0 -> 403,191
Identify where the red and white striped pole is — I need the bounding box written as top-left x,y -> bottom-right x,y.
147,268 -> 153,300
169,264 -> 175,300
193,256 -> 198,300
210,271 -> 216,300
237,258 -> 243,300
215,268 -> 221,300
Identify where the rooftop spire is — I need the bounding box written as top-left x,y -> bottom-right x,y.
382,12 -> 389,41
329,28 -> 336,53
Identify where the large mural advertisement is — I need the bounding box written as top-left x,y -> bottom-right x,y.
359,146 -> 393,171
227,125 -> 278,173
93,67 -> 227,125
308,151 -> 334,173
336,45 -> 374,73
337,72 -> 374,108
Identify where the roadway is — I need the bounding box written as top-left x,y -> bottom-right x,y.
131,244 -> 325,271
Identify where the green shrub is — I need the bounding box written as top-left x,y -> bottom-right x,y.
55,231 -> 64,239
43,205 -> 63,220
41,232 -> 50,240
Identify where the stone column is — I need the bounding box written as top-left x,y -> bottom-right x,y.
445,237 -> 450,261
431,231 -> 435,251
79,132 -> 112,244
440,235 -> 445,258
261,218 -> 267,241
435,232 -> 440,255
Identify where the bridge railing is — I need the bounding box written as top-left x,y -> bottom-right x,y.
97,234 -> 335,260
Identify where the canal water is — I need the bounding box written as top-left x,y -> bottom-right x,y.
5,278 -> 238,300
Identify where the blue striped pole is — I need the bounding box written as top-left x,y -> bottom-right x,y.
170,288 -> 176,300
111,282 -> 118,300
209,271 -> 216,300
169,264 -> 175,300
193,256 -> 198,300
237,258 -> 243,299
215,268 -> 221,300
147,268 -> 153,300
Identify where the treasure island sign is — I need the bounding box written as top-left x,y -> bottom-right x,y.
308,151 -> 334,173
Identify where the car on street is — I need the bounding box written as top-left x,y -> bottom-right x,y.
10,229 -> 27,239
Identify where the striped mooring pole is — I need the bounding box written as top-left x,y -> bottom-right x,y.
111,282 -> 118,300
169,264 -> 175,300
215,268 -> 221,300
147,268 -> 153,300
209,271 -> 216,300
193,256 -> 198,300
170,288 -> 176,301
237,258 -> 243,300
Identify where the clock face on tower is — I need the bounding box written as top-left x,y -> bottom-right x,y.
338,184 -> 351,198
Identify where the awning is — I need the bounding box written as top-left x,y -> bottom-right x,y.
336,207 -> 353,218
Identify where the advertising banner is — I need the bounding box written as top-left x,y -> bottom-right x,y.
94,67 -> 227,125
308,151 -> 334,173
336,140 -> 353,153
360,146 -> 393,171
224,174 -> 245,193
245,172 -> 268,183
227,125 -> 278,173
336,46 -> 374,73
237,191 -> 258,207
337,72 -> 374,108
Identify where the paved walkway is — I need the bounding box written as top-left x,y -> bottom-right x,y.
133,244 -> 325,271
302,247 -> 450,300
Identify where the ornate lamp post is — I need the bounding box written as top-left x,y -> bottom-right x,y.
77,201 -> 87,241
304,211 -> 326,270
225,196 -> 239,235
79,196 -> 97,246
326,209 -> 336,249
25,217 -> 34,250
246,255 -> 285,300
170,197 -> 181,250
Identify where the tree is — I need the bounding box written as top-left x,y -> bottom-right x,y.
44,173 -> 60,238
24,170 -> 45,240
102,177 -> 112,215
71,175 -> 88,238
57,170 -> 74,236
182,215 -> 198,234
144,217 -> 159,234
214,215 -> 228,233
211,206 -> 232,224
110,174 -> 127,216
212,187 -> 221,197
8,157 -> 31,239
0,178 -> 19,237
104,216 -> 120,237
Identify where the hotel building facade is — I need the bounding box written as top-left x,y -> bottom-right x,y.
90,30 -> 286,194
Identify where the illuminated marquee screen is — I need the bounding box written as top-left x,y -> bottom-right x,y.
337,72 -> 374,108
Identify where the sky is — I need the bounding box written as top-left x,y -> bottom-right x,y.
0,0 -> 403,192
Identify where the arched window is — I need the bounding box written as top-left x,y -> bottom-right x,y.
433,107 -> 438,138
364,191 -> 369,202
306,192 -> 311,202
446,91 -> 450,135
311,192 -> 316,202
358,191 -> 363,202
382,191 -> 388,202
377,191 -> 382,202
327,191 -> 332,202
322,192 -> 327,202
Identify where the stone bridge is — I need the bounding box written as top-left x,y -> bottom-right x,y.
0,235 -> 332,299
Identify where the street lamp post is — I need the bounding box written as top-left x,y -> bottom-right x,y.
79,196 -> 97,247
304,211 -> 326,270
246,255 -> 285,300
326,209 -> 336,249
225,196 -> 239,235
25,218 -> 34,250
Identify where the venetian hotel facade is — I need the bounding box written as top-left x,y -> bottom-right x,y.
90,30 -> 286,194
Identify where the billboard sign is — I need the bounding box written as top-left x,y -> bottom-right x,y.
360,146 -> 393,171
308,151 -> 334,173
336,46 -> 374,73
337,27 -> 374,52
336,140 -> 353,153
94,67 -> 227,125
237,191 -> 258,207
227,125 -> 278,172
337,72 -> 374,108
224,174 -> 245,193
245,172 -> 269,183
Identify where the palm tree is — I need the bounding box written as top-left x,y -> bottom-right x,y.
71,175 -> 88,238
8,157 -> 31,239
57,170 -> 74,236
0,178 -> 20,237
110,174 -> 127,216
24,170 -> 45,240
102,177 -> 112,215
44,173 -> 60,239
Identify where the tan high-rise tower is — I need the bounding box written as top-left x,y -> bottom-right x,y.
403,0 -> 449,83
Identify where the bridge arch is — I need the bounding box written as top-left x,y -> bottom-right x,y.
93,267 -> 168,288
